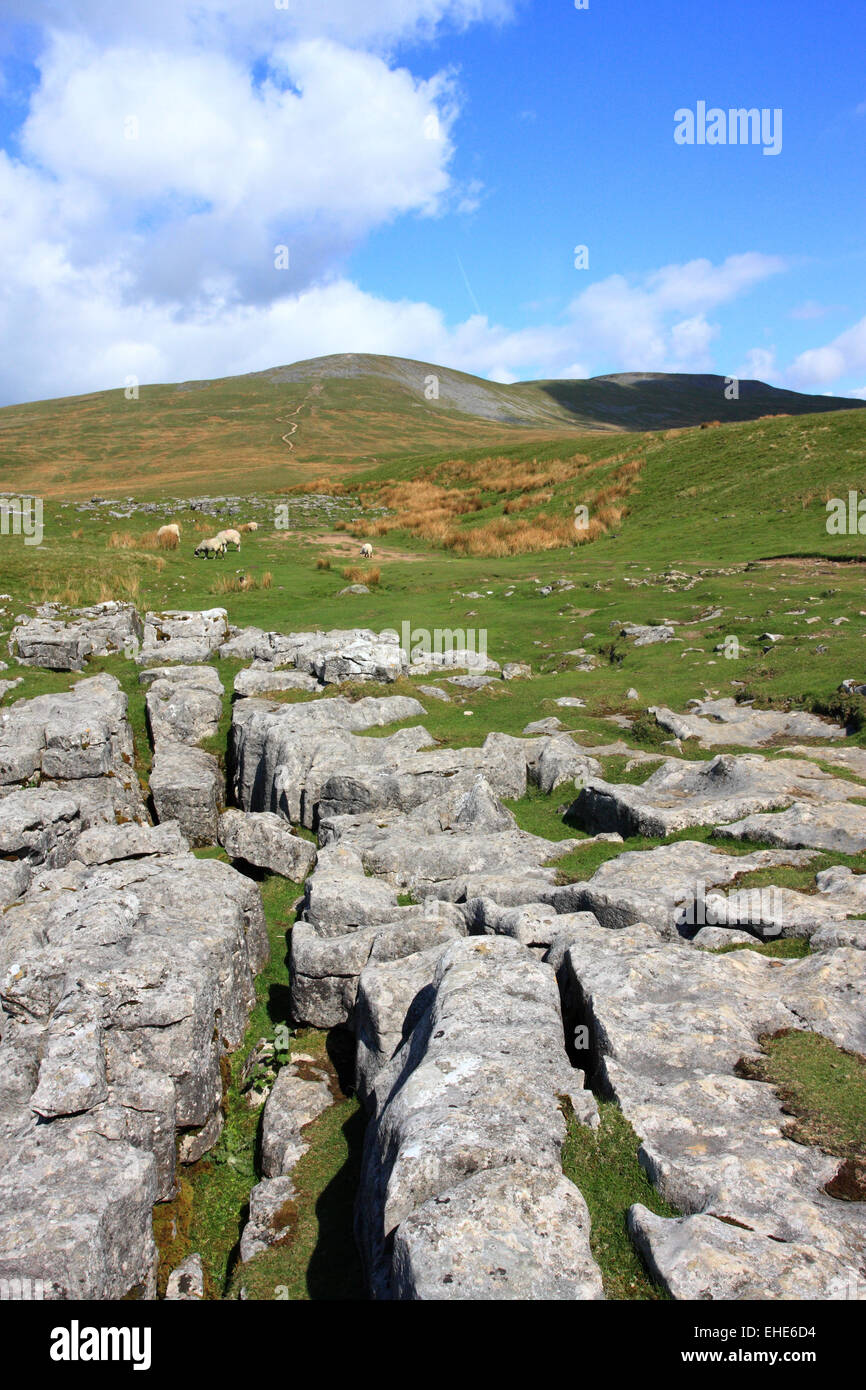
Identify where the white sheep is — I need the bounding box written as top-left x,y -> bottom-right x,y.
244,521 -> 259,532
216,528 -> 242,551
359,542 -> 373,559
194,536 -> 226,558
157,523 -> 181,540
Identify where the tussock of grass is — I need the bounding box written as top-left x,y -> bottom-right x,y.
210,572 -> 270,594
340,565 -> 380,586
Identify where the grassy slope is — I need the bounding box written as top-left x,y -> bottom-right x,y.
0,353 -> 861,498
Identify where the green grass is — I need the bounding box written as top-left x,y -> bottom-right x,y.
4,406 -> 866,762
736,1031 -> 866,1184
709,937 -> 812,959
152,868 -> 365,1299
560,1099 -> 678,1300
226,1088 -> 365,1301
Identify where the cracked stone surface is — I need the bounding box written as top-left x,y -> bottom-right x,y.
356,936 -> 603,1300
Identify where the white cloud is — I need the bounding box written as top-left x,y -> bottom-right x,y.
785,317 -> 866,390
4,0 -> 516,50
645,253 -> 786,314
735,346 -> 779,383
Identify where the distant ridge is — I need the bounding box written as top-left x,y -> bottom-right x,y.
0,353 -> 861,497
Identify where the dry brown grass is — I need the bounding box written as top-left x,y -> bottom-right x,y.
328,447 -> 647,557
107,527 -> 179,552
341,565 -> 380,586
288,477 -> 348,497
107,530 -> 137,550
210,572 -> 266,594
444,516 -> 580,557
503,489 -> 554,514
316,557 -> 331,571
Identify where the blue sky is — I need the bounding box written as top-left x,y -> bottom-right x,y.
0,0 -> 864,405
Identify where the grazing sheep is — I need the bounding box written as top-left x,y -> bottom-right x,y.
244,521 -> 259,532
216,527 -> 242,552
359,542 -> 373,559
194,536 -> 226,559
157,523 -> 181,541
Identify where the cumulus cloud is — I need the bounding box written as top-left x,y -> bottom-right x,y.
785,317 -> 866,391
4,0 -> 517,50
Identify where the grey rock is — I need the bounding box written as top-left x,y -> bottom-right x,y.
239,1177 -> 297,1262
0,788 -> 81,868
230,694 -> 425,817
165,1252 -> 205,1301
550,840 -> 816,939
416,684 -> 451,703
559,925 -> 866,1292
260,1060 -> 333,1179
0,850 -> 266,1299
144,665 -> 223,747
356,936 -> 601,1300
150,742 -> 221,846
628,1205 -> 865,1301
137,608 -> 228,665
719,800 -> 866,856
0,673 -> 145,823
290,903 -> 465,1029
651,698 -> 844,748
10,602 -> 142,672
621,623 -> 676,646
573,752 -> 854,838
30,1020 -> 108,1119
523,717 -> 563,735
233,668 -> 321,698
72,820 -> 189,864
447,673 -> 498,690
218,809 -> 316,880
392,1167 -> 603,1301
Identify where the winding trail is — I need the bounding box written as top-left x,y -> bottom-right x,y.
277,399 -> 306,450
277,384 -> 323,450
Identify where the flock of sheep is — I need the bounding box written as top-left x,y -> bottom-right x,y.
155,521 -> 259,558
156,521 -> 374,561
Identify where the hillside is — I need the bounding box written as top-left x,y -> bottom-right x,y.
0,353 -> 861,498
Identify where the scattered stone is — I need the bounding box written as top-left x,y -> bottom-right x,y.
621,624 -> 676,646
165,1252 -> 206,1301
416,684 -> 451,702
523,717 -> 563,735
